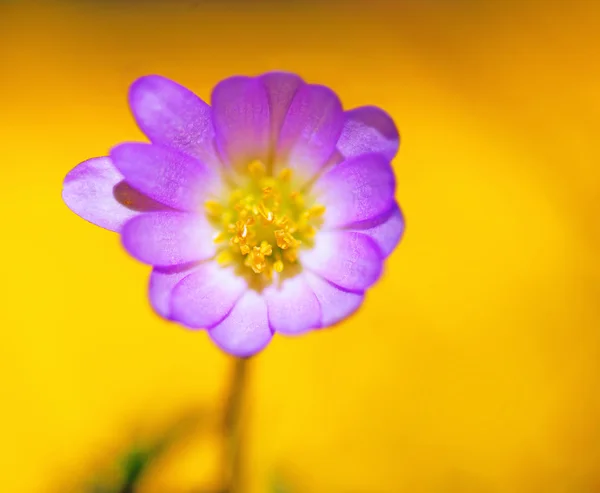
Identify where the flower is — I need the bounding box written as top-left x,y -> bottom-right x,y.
62,72 -> 404,357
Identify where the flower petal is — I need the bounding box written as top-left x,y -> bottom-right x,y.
305,272 -> 365,327
301,231 -> 383,292
260,71 -> 304,145
121,211 -> 216,266
170,262 -> 248,329
211,76 -> 271,171
352,203 -> 405,257
128,75 -> 219,165
264,274 -> 321,335
110,143 -> 222,211
275,83 -> 344,184
313,152 -> 396,229
62,157 -> 162,232
337,106 -> 400,160
148,263 -> 202,319
209,290 -> 273,357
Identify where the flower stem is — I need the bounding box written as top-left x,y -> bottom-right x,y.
221,357 -> 249,493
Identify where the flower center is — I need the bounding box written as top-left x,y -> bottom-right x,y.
204,160 -> 325,281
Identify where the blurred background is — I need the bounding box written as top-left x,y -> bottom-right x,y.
1,0 -> 599,491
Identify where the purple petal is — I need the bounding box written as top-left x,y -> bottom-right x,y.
110,143 -> 222,211
170,262 -> 248,329
300,231 -> 383,292
148,263 -> 202,319
275,84 -> 344,184
260,72 -> 304,145
305,272 -> 365,327
209,290 -> 273,357
211,76 -> 271,171
128,75 -> 219,165
313,153 -> 396,229
121,211 -> 216,266
352,203 -> 405,257
337,106 -> 400,160
62,157 -> 158,232
264,274 -> 321,335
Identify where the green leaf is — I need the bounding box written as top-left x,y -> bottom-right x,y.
67,407 -> 207,493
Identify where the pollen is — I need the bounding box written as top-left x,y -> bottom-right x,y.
204,162 -> 325,280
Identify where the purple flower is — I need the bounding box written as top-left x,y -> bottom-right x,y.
62,72 -> 404,357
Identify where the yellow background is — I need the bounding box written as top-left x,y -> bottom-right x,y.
1,0 -> 599,491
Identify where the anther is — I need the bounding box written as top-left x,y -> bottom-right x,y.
234,220 -> 248,239
259,241 -> 273,256
274,229 -> 297,250
247,246 -> 267,273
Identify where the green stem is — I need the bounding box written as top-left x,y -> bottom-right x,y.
221,357 -> 249,493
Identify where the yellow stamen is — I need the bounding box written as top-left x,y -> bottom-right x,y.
307,204 -> 326,217
248,160 -> 266,177
203,161 -> 325,280
274,215 -> 290,228
283,249 -> 298,263
290,191 -> 304,209
213,231 -> 229,243
257,202 -> 274,223
304,226 -> 316,238
221,211 -> 234,227
229,189 -> 244,205
259,240 -> 273,256
278,168 -> 292,181
235,220 -> 248,238
216,250 -> 233,265
204,200 -> 223,217
246,246 -> 268,273
274,229 -> 298,250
